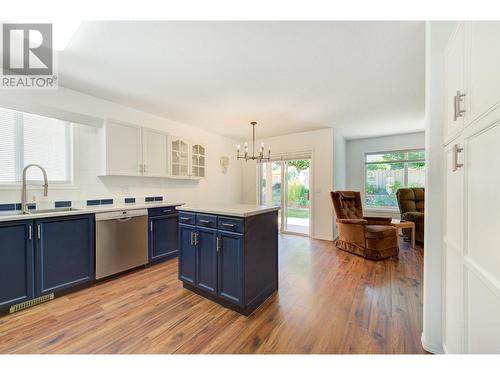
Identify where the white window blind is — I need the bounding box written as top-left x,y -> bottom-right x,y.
0,106 -> 73,184
0,109 -> 16,183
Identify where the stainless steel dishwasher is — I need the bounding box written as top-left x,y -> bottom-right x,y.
95,209 -> 148,279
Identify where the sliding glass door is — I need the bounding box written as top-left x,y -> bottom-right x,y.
259,159 -> 311,236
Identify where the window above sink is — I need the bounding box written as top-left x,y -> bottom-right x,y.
0,106 -> 76,187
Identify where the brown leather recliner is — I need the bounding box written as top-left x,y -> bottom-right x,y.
396,187 -> 425,244
330,191 -> 399,260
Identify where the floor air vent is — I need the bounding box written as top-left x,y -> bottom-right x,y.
9,294 -> 54,314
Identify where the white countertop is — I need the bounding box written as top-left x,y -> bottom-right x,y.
178,204 -> 280,218
0,201 -> 185,222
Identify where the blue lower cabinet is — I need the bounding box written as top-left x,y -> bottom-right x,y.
179,224 -> 196,285
35,215 -> 94,296
196,227 -> 218,295
0,221 -> 34,309
217,230 -> 244,305
149,214 -> 178,263
178,210 -> 278,316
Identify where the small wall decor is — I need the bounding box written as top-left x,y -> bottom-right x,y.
220,156 -> 229,174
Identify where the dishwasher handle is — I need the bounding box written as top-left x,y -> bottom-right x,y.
116,217 -> 132,222
95,209 -> 148,221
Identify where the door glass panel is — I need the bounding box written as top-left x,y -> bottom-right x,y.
259,161 -> 283,230
284,160 -> 310,235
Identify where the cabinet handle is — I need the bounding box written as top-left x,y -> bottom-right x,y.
194,232 -> 199,246
37,224 -> 41,240
221,223 -> 235,228
454,90 -> 466,121
180,216 -> 190,222
452,144 -> 464,172
150,221 -> 153,232
190,231 -> 194,245
28,225 -> 32,241
199,219 -> 211,224
216,236 -> 221,252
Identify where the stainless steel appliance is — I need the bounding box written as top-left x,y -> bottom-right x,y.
95,209 -> 148,279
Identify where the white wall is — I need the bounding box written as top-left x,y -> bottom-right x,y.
346,131 -> 426,218
0,87 -> 242,206
241,128 -> 334,241
421,21 -> 456,355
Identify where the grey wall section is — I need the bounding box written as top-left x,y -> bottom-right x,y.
332,129 -> 347,238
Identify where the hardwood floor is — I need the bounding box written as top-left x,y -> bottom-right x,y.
0,235 -> 425,354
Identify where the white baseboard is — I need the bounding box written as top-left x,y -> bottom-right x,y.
421,333 -> 445,354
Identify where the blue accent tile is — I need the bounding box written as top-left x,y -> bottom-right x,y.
125,197 -> 136,204
15,203 -> 22,210
154,196 -> 163,201
0,203 -> 17,211
100,199 -> 113,205
27,203 -> 36,210
145,197 -> 155,202
87,199 -> 101,206
55,201 -> 72,208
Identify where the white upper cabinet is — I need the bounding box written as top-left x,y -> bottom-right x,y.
191,144 -> 206,178
467,22 -> 500,124
142,129 -> 169,177
445,23 -> 466,143
104,120 -> 143,176
170,137 -> 190,177
101,120 -> 206,179
169,138 -> 206,179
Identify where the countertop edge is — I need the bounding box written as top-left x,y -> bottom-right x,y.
178,206 -> 280,218
0,202 -> 185,223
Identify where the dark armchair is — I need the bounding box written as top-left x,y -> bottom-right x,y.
396,187 -> 425,244
330,191 -> 399,260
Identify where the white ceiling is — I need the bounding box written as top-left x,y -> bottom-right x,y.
58,21 -> 425,140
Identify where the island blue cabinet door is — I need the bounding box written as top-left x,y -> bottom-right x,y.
196,227 -> 218,295
179,224 -> 196,285
35,215 -> 94,296
0,221 -> 34,309
217,230 -> 244,305
149,215 -> 179,263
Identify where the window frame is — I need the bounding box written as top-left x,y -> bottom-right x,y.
363,148 -> 425,211
0,107 -> 79,189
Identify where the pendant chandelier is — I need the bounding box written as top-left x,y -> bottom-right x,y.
236,122 -> 271,162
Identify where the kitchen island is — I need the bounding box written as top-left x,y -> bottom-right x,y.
177,204 -> 279,316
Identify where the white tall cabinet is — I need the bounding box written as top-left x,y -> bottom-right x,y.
443,21 -> 500,353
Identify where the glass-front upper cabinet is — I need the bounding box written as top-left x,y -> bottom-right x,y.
171,138 -> 189,177
191,144 -> 206,178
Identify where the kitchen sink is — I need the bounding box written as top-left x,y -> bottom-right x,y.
0,207 -> 82,217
